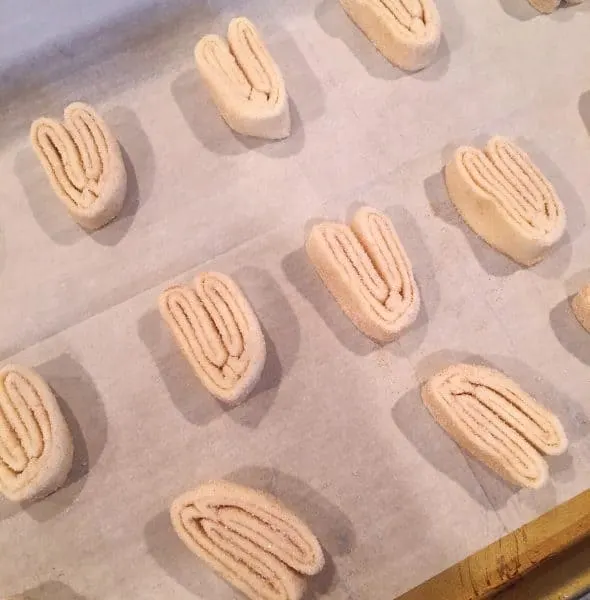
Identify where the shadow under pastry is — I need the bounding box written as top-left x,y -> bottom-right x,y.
11,581 -> 87,600
90,105 -> 155,246
22,354 -> 107,523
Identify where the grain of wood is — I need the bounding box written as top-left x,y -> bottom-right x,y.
395,490 -> 590,600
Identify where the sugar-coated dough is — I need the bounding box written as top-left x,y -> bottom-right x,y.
528,0 -> 585,13
30,102 -> 127,230
422,364 -> 568,489
571,283 -> 590,333
306,207 -> 420,343
195,17 -> 290,140
159,272 -> 266,405
339,0 -> 441,71
170,480 -> 324,600
0,365 -> 74,502
444,136 -> 565,266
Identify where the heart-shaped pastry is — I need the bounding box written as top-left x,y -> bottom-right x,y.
159,272 -> 266,405
445,136 -> 565,266
0,365 -> 73,502
339,0 -> 441,71
170,480 -> 324,600
30,102 -> 127,230
195,17 -> 290,140
307,206 -> 420,342
422,363 -> 568,489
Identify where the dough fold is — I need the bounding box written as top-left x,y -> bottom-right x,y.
170,480 -> 325,600
0,365 -> 73,502
339,0 -> 441,71
421,364 -> 568,489
195,17 -> 290,139
445,136 -> 565,266
159,272 -> 266,405
30,102 -> 127,230
306,206 -> 419,342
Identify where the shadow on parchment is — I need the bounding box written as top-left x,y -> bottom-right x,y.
91,106 -> 155,246
579,90 -> 590,138
517,137 -> 584,279
144,467 -> 355,599
138,267 -> 299,430
498,0 -> 590,20
15,581 -> 87,600
550,297 -> 590,367
282,244 -> 377,357
13,105 -> 152,247
0,354 -> 106,524
423,161 -> 520,279
387,205 -> 440,358
0,223 -> 7,279
496,0 -> 539,21
549,268 -> 590,367
394,349 -> 587,511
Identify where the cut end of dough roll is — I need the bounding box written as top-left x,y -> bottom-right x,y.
0,365 -> 74,502
195,17 -> 290,139
170,480 -> 324,600
571,283 -> 590,333
30,102 -> 127,230
159,272 -> 266,405
339,0 -> 441,71
421,363 -> 568,489
444,136 -> 565,266
306,206 -> 420,343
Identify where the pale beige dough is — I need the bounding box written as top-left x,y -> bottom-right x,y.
195,17 -> 290,140
444,136 -> 565,266
339,0 -> 441,71
528,0 -> 585,13
170,480 -> 325,600
159,272 -> 266,405
0,364 -> 74,502
571,283 -> 590,333
421,364 -> 568,489
30,102 -> 127,230
306,206 -> 420,343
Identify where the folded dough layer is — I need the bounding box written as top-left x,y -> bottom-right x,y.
0,365 -> 74,502
571,283 -> 590,333
30,102 -> 127,230
171,481 -> 324,600
195,17 -> 290,140
445,136 -> 565,266
339,0 -> 441,71
528,0 -> 584,13
422,364 -> 568,489
306,207 -> 419,342
159,272 -> 266,405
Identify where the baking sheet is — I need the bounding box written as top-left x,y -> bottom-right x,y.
1,0 -> 590,598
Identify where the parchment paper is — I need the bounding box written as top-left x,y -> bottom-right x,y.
1,0 -> 590,598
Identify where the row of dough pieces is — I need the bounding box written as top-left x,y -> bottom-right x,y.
30,94 -> 590,331
4,134 -> 580,597
31,0 -> 588,188
13,6 -> 585,599
0,359 -> 569,600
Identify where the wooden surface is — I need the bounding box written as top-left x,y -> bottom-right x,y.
396,490 -> 590,600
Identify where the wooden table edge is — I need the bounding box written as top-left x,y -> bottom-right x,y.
395,489 -> 590,600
